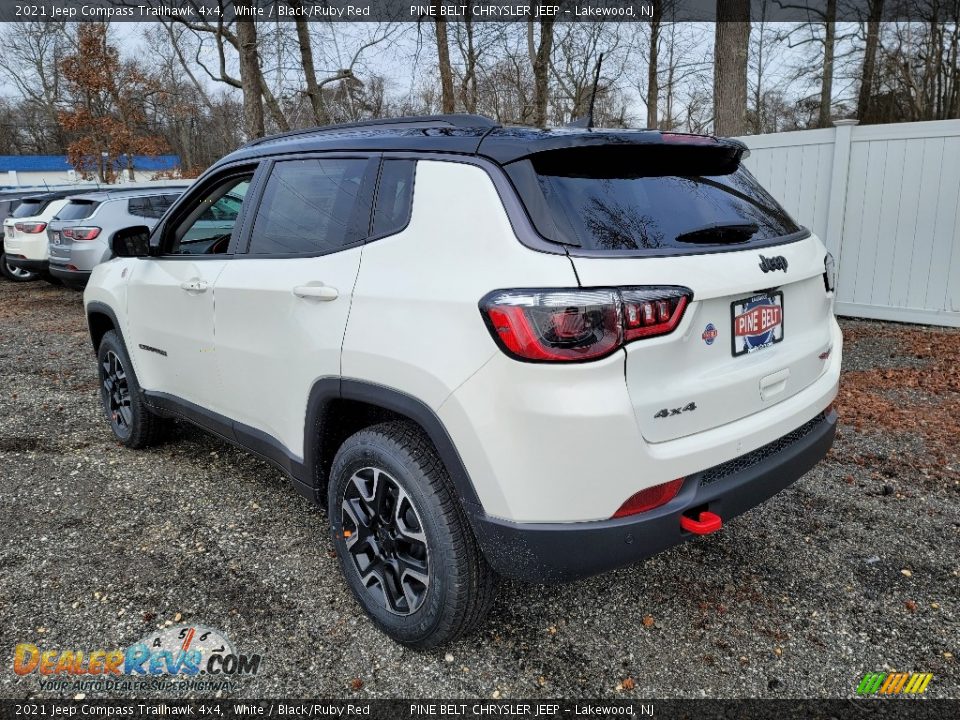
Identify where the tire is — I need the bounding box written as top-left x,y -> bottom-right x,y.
328,421 -> 497,648
0,253 -> 38,282
96,330 -> 167,448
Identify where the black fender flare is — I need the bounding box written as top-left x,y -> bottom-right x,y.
304,378 -> 486,517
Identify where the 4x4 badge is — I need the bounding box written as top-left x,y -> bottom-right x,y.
654,402 -> 697,419
759,255 -> 788,273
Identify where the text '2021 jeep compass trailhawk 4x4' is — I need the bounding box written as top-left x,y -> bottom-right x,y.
84,115 -> 841,648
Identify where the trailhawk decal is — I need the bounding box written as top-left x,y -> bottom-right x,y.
731,292 -> 784,356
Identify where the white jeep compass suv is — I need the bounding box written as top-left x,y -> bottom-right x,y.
84,115 -> 841,648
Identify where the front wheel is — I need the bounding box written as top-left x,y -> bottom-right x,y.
96,330 -> 167,448
0,253 -> 38,282
329,422 -> 496,648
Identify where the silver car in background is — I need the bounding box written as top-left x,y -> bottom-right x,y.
47,184 -> 192,288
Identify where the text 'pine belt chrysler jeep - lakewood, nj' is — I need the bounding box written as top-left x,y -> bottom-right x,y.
83,115 -> 841,648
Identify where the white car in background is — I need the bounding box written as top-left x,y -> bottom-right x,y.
2,191 -> 73,282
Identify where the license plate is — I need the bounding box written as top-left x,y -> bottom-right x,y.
52,232 -> 61,245
731,291 -> 784,356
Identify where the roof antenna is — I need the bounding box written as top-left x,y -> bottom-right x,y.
567,53 -> 604,130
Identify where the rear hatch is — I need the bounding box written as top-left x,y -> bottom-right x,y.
506,141 -> 835,443
48,199 -> 101,264
5,198 -> 52,244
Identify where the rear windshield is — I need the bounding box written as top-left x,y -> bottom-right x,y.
506,147 -> 801,253
56,200 -> 100,221
12,200 -> 47,218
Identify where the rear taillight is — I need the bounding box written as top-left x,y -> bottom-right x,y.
64,226 -> 101,241
480,286 -> 692,363
612,478 -> 684,518
14,222 -> 47,234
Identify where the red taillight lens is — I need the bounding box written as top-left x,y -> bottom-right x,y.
484,289 -> 622,362
612,479 -> 684,519
67,226 -> 101,241
15,222 -> 47,233
481,286 -> 692,363
622,290 -> 690,341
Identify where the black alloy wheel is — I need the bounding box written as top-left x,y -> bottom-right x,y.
101,349 -> 133,438
341,466 -> 430,615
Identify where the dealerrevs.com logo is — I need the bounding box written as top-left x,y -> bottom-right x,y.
13,624 -> 262,694
857,672 -> 934,695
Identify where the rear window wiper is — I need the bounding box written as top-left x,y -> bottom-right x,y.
675,221 -> 759,245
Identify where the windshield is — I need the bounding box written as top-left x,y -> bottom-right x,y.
507,148 -> 801,253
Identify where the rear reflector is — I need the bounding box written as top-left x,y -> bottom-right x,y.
612,478 -> 684,518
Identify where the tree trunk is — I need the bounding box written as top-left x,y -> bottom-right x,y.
647,1 -> 662,128
235,15 -> 265,138
818,0 -> 837,127
533,18 -> 555,127
433,1 -> 455,114
857,0 -> 884,121
714,0 -> 750,136
291,10 -> 323,124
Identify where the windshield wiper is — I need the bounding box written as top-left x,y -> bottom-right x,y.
675,221 -> 759,245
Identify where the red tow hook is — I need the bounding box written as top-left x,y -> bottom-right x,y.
680,510 -> 723,535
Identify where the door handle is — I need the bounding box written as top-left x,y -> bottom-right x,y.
180,279 -> 209,293
293,285 -> 338,301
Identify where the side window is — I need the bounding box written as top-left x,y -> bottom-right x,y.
128,194 -> 179,220
248,158 -> 370,255
372,160 -> 415,237
166,175 -> 253,255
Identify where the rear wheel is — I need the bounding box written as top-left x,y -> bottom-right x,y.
97,330 -> 167,448
329,422 -> 496,648
0,254 -> 38,282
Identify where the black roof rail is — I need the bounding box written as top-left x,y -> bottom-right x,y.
242,114 -> 500,149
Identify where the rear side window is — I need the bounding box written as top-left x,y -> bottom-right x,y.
12,200 -> 47,218
507,148 -> 800,252
249,158 -> 372,255
128,194 -> 179,219
372,160 -> 415,237
56,200 -> 99,221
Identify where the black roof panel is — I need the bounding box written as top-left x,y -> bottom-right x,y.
216,115 -> 733,168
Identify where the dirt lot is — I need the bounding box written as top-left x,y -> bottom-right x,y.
0,279 -> 957,699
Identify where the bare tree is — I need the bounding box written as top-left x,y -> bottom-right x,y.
856,0 -> 885,119
531,18 -> 555,126
234,12 -> 265,137
714,0 -> 751,135
432,1 -> 456,113
647,0 -> 663,128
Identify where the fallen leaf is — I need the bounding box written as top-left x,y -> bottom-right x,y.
642,615 -> 655,628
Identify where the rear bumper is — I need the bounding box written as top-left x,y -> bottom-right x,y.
5,257 -> 48,273
49,265 -> 91,286
471,407 -> 837,583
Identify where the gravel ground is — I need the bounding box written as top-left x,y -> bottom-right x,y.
0,280 -> 957,700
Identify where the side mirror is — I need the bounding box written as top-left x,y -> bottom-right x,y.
111,226 -> 152,258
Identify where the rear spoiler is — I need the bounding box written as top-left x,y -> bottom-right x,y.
479,129 -> 749,167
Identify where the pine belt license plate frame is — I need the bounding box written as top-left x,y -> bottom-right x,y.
730,290 -> 784,357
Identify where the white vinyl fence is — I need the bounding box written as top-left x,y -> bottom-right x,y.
736,119 -> 960,328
